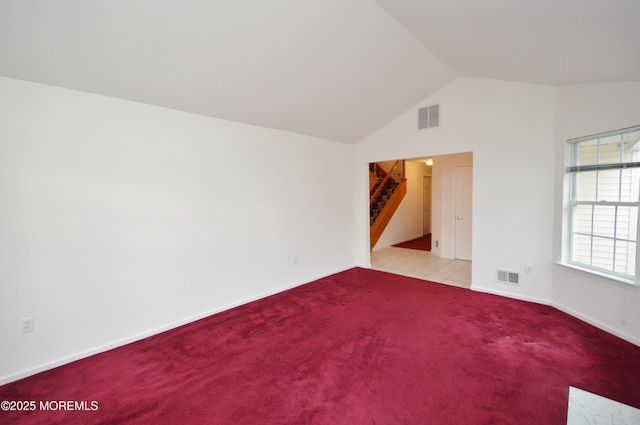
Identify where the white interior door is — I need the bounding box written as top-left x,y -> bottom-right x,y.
454,165 -> 472,261
423,176 -> 432,235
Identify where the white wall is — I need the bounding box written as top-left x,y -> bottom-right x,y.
373,160 -> 426,250
553,81 -> 640,345
0,77 -> 357,384
356,78 -> 557,304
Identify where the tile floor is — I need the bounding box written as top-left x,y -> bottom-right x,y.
370,246 -> 472,289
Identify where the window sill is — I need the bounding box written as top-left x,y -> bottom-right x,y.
554,262 -> 638,290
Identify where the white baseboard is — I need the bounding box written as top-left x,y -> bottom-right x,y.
5,266 -> 636,386
0,266 -> 354,386
470,285 -> 550,306
550,301 -> 640,347
471,285 -> 640,348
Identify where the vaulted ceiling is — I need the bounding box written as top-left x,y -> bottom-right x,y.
1,0 -> 638,143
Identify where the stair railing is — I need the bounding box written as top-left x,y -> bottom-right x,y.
369,160 -> 407,249
369,160 -> 405,227
369,160 -> 403,210
369,163 -> 387,194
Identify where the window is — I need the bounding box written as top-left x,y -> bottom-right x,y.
567,125 -> 640,281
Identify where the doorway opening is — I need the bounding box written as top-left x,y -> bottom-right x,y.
369,152 -> 473,288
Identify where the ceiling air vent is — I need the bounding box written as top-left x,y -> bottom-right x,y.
418,104 -> 440,129
496,269 -> 520,285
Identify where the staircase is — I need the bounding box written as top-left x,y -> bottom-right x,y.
370,160 -> 407,250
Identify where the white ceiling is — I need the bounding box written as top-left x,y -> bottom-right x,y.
375,0 -> 640,85
1,1 -> 638,144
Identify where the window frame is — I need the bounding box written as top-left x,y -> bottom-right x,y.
566,125 -> 640,284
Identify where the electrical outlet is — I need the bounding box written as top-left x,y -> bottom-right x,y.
20,317 -> 34,334
292,256 -> 298,266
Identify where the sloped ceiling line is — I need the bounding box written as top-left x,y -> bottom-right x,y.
0,0 -> 638,143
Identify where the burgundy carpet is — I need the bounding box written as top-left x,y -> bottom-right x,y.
2,268 -> 640,424
393,234 -> 431,251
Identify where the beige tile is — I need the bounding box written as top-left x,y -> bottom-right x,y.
371,246 -> 472,288
441,279 -> 471,289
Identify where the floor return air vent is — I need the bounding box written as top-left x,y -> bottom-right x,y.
496,269 -> 520,285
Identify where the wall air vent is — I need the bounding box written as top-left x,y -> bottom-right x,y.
496,269 -> 520,285
418,104 -> 440,129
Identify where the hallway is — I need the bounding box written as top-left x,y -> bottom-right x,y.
370,246 -> 472,289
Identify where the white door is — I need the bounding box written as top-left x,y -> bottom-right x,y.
454,165 -> 472,261
423,176 -> 432,235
